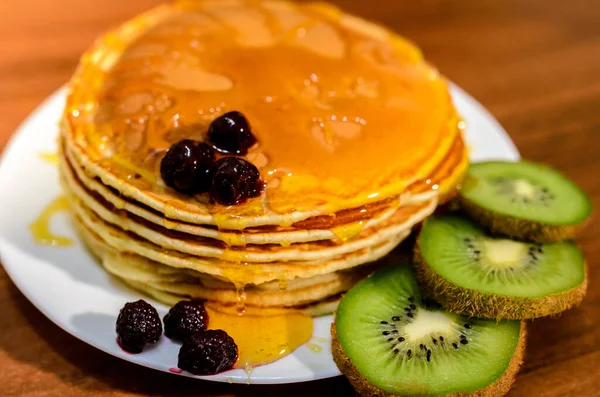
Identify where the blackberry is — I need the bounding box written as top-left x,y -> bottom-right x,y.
178,330 -> 238,375
116,300 -> 162,353
164,300 -> 209,342
160,139 -> 215,194
207,111 -> 257,155
210,157 -> 263,205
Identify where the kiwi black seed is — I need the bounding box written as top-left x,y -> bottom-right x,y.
333,265 -> 525,396
459,160 -> 593,242
415,214 -> 587,320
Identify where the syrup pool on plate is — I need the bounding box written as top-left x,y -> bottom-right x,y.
205,304 -> 314,370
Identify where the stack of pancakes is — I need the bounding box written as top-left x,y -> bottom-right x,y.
59,0 -> 468,316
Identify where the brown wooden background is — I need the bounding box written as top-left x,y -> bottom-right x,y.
1,0 -> 599,396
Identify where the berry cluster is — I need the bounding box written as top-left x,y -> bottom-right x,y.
115,299 -> 238,375
160,111 -> 264,205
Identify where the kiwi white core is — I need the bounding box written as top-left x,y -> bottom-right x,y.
512,178 -> 537,199
481,239 -> 528,270
403,310 -> 459,342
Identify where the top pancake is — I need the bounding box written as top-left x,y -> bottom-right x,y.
62,0 -> 462,229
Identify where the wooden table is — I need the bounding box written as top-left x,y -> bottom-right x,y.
1,0 -> 599,395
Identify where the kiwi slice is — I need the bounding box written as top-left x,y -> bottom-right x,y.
459,161 -> 592,242
415,214 -> 587,320
332,265 -> 525,397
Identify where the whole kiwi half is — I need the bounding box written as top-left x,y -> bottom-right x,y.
415,214 -> 587,320
332,264 -> 525,396
458,160 -> 592,242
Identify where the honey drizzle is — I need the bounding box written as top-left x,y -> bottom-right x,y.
29,196 -> 74,247
278,279 -> 288,290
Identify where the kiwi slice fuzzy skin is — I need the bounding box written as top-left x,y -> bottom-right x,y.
415,214 -> 588,320
333,265 -> 525,397
459,161 -> 593,242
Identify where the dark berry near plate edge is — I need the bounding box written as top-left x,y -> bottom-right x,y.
116,300 -> 162,353
164,300 -> 209,342
207,111 -> 257,155
211,157 -> 264,205
178,329 -> 238,375
160,140 -> 215,194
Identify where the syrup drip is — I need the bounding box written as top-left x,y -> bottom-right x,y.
29,196 -> 74,247
235,283 -> 247,313
223,232 -> 247,247
221,249 -> 248,262
244,363 -> 253,383
279,236 -> 292,247
164,200 -> 186,220
163,217 -> 179,230
205,305 -> 313,370
331,220 -> 365,242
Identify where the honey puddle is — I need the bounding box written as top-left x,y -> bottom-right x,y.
306,342 -> 323,353
38,151 -> 59,165
206,304 -> 313,369
29,196 -> 74,247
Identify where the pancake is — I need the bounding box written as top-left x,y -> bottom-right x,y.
62,129 -> 467,241
73,208 -> 409,310
76,203 -> 414,313
97,238 -> 375,308
58,0 -> 469,317
107,256 -> 373,308
70,197 -> 411,285
123,280 -> 344,317
61,0 -> 463,229
61,142 -> 407,246
61,152 -> 436,263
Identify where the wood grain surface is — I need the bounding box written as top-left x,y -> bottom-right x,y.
1,0 -> 599,396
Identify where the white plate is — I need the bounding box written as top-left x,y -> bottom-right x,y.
0,84 -> 519,385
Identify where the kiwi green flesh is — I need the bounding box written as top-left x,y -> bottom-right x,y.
335,265 -> 522,396
419,214 -> 586,298
460,161 -> 592,226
